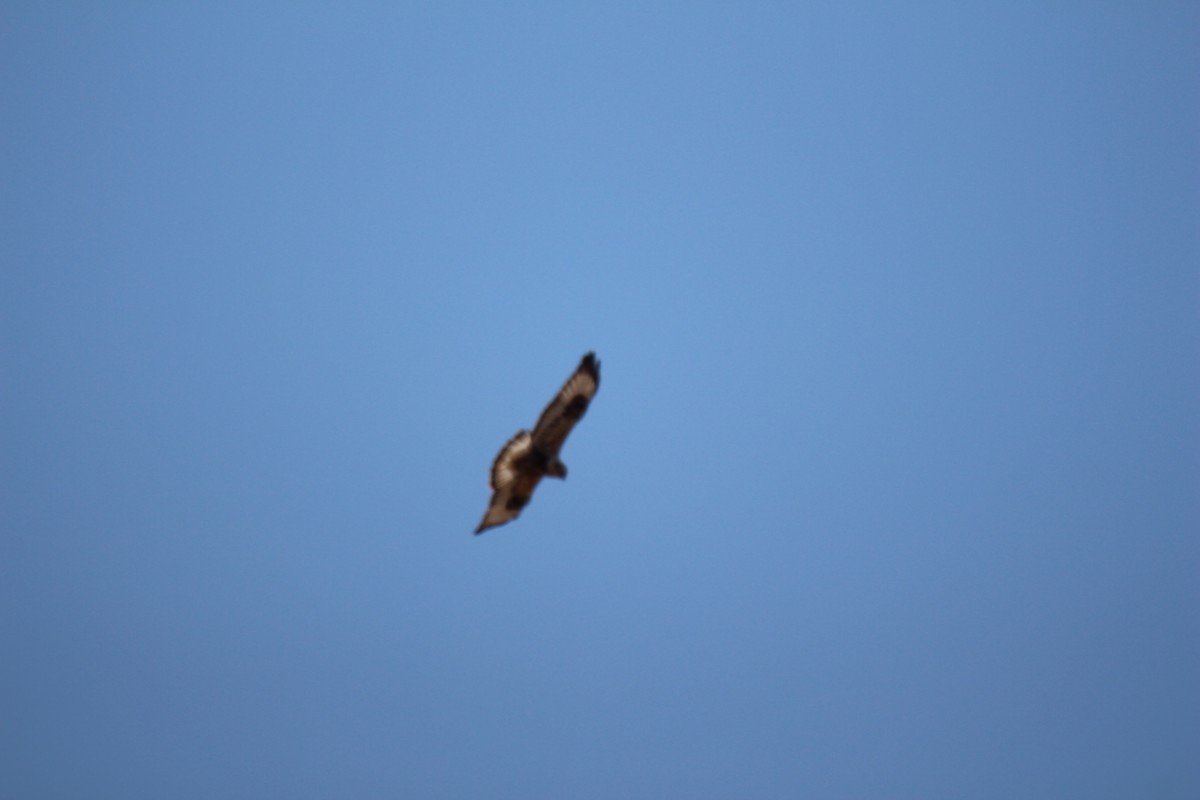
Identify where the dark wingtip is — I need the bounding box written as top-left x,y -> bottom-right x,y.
581,351 -> 599,382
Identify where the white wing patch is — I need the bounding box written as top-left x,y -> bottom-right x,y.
491,431 -> 532,491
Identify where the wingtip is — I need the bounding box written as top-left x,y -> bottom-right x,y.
581,351 -> 599,381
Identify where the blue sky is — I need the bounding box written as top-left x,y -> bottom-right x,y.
2,4 -> 1197,798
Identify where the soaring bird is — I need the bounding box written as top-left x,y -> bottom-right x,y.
475,352 -> 600,534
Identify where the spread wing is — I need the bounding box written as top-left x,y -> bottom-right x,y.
475,431 -> 542,534
531,352 -> 600,456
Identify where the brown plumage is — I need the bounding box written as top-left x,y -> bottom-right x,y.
475,352 -> 600,534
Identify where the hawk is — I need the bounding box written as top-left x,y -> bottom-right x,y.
475,352 -> 600,534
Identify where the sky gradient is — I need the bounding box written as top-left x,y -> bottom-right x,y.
3,4 -> 1198,798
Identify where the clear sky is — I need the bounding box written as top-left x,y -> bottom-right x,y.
3,4 -> 1197,798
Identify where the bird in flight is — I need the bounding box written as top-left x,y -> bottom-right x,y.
475,352 -> 600,534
